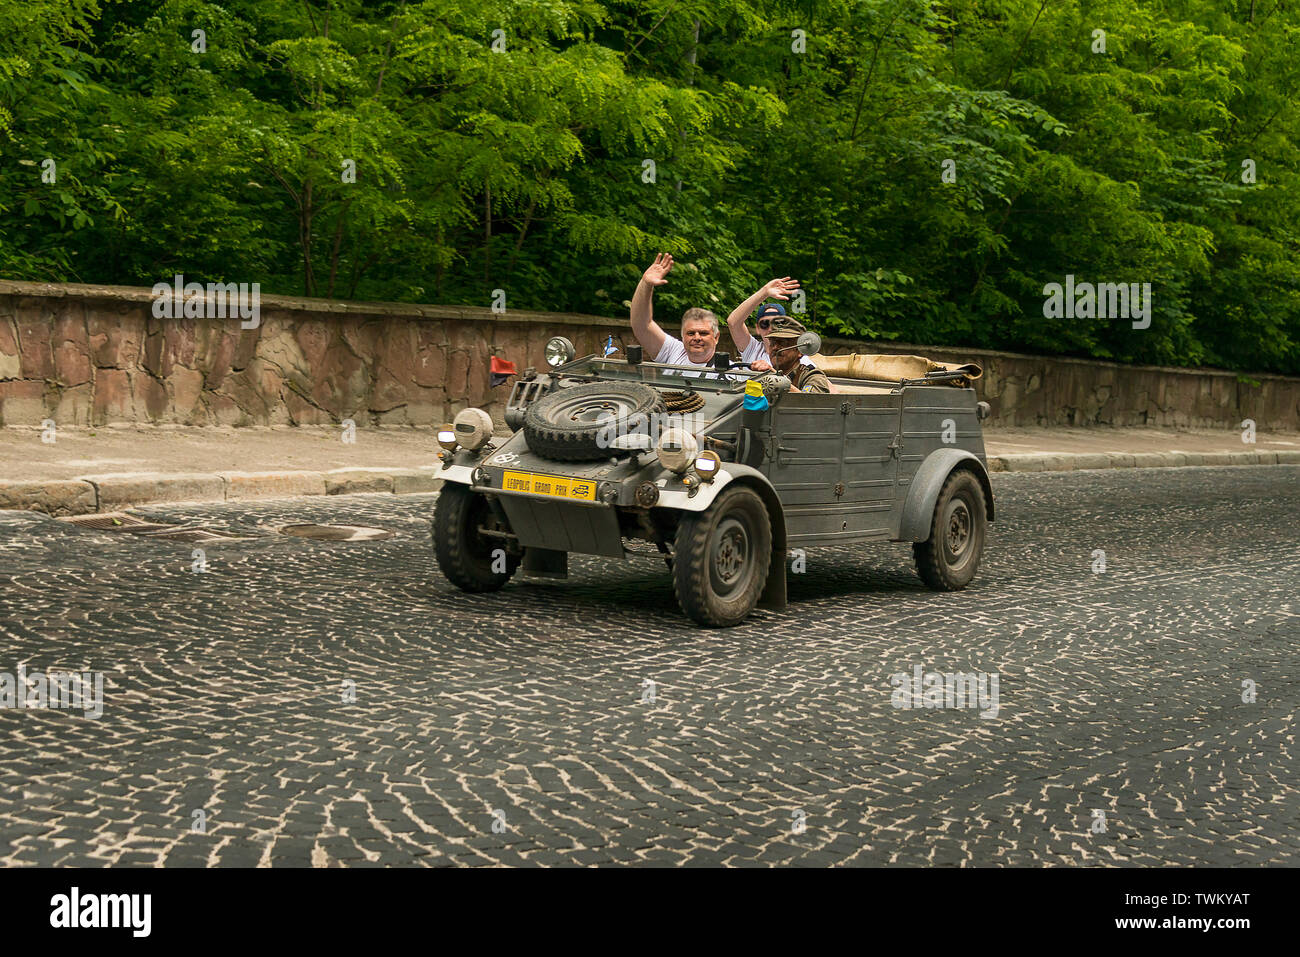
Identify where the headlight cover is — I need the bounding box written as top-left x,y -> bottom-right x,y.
656,428 -> 699,473
453,407 -> 494,450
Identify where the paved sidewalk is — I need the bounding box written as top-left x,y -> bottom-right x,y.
1,424 -> 1297,515
981,425 -> 1300,472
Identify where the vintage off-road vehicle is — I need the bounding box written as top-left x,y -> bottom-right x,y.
431,335 -> 994,627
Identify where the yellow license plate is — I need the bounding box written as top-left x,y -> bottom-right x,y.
501,470 -> 598,501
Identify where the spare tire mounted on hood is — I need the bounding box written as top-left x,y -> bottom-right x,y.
523,381 -> 667,461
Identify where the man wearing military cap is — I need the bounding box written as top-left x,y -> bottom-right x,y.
763,316 -> 831,393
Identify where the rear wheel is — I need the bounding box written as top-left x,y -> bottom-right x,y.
433,484 -> 519,592
913,469 -> 986,590
673,486 -> 772,627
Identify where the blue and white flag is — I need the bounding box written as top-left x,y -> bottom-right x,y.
603,335 -> 618,357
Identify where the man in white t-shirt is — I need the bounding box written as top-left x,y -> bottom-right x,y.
629,253 -> 723,375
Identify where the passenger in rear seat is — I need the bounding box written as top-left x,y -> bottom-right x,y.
725,281 -> 818,374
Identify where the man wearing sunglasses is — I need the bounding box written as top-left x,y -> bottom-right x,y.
725,280 -> 818,374
629,252 -> 722,373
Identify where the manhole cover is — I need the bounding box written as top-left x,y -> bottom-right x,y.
279,524 -> 394,542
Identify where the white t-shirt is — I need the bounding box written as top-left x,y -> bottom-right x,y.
654,333 -> 813,381
655,334 -> 709,368
655,335 -> 724,379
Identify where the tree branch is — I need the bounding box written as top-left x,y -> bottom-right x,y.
263,163 -> 302,207
1001,0 -> 1051,91
849,9 -> 905,142
627,2 -> 680,59
507,195 -> 537,275
483,181 -> 492,283
326,196 -> 353,297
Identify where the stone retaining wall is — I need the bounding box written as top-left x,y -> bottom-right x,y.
2,280 -> 1297,430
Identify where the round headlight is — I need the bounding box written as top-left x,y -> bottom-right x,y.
545,336 -> 576,368
452,408 -> 494,451
694,450 -> 721,481
437,423 -> 458,452
656,428 -> 699,474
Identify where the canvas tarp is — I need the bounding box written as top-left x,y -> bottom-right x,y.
811,353 -> 983,387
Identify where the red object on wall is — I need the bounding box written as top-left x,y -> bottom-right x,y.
490,355 -> 517,388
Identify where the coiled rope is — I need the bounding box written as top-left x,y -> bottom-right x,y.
661,390 -> 705,413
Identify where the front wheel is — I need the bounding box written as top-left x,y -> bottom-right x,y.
433,484 -> 519,592
673,486 -> 772,627
913,469 -> 987,590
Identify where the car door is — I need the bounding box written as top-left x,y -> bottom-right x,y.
763,390 -> 901,544
840,390 -> 904,539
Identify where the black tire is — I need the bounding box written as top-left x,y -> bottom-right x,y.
524,381 -> 666,461
433,484 -> 519,592
673,485 -> 772,627
913,469 -> 986,590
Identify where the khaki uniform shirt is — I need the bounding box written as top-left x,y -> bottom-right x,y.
789,362 -> 831,394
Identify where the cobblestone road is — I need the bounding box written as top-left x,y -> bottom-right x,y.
1,467 -> 1296,866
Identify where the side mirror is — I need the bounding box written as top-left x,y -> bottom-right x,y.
712,351 -> 732,371
796,331 -> 821,356
626,344 -> 643,365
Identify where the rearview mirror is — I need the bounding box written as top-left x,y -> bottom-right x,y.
796,331 -> 821,356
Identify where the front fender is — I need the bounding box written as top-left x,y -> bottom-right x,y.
655,463 -> 770,512
437,463 -> 476,486
896,449 -> 994,542
658,464 -> 788,612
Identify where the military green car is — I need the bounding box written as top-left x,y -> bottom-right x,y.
431,335 -> 994,627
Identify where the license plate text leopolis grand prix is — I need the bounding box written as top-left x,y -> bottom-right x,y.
502,470 -> 597,500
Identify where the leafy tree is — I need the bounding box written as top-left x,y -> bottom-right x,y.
0,0 -> 1296,374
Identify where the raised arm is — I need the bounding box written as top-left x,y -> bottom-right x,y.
726,276 -> 801,351
630,253 -> 674,358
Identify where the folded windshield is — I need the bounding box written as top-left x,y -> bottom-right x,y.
562,357 -> 752,391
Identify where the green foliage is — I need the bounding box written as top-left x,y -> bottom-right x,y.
0,0 -> 1297,373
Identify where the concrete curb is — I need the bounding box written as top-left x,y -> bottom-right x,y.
0,453 -> 1295,515
0,480 -> 97,516
988,449 -> 1300,472
85,472 -> 227,510
0,466 -> 447,516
